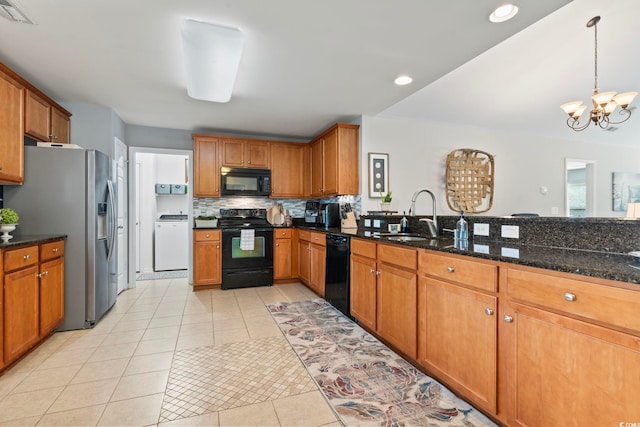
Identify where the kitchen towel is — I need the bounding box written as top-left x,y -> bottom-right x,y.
240,229 -> 255,251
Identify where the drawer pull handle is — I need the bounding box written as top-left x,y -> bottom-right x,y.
485,308 -> 494,316
447,266 -> 455,273
205,234 -> 210,238
23,255 -> 30,260
563,292 -> 576,302
504,315 -> 514,323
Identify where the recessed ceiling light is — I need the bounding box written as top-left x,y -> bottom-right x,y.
394,75 -> 413,86
489,4 -> 519,23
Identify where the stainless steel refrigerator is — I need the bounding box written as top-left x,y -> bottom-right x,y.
4,145 -> 117,330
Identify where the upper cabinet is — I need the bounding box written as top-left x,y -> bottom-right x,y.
221,138 -> 270,169
270,142 -> 307,199
25,90 -> 71,143
193,134 -> 220,198
0,66 -> 25,184
309,123 -> 359,197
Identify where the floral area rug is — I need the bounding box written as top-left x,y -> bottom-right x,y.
267,299 -> 497,427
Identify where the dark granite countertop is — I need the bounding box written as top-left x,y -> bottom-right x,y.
0,234 -> 67,249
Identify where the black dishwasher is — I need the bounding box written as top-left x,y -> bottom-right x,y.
325,233 -> 351,318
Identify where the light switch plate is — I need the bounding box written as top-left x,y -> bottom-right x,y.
474,223 -> 489,236
501,225 -> 520,239
373,219 -> 381,228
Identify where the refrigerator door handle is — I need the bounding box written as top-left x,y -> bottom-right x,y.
106,180 -> 116,261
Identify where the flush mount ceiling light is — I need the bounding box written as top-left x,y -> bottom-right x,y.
394,75 -> 413,86
489,4 -> 518,23
181,19 -> 244,103
0,0 -> 35,24
560,16 -> 637,131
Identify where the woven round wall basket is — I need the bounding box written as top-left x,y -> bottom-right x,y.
445,148 -> 494,213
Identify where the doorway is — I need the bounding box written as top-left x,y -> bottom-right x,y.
127,147 -> 193,286
565,158 -> 596,217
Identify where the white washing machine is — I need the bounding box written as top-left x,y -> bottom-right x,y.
154,215 -> 189,271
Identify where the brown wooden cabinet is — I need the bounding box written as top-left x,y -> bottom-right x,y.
297,230 -> 326,296
193,230 -> 221,288
25,89 -> 71,143
50,106 -> 71,144
0,65 -> 25,185
270,142 -> 306,198
221,138 -> 270,169
309,123 -> 359,197
274,228 -> 297,281
193,135 -> 220,198
350,239 -> 378,331
39,240 -> 65,337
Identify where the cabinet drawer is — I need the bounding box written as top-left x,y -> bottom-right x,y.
378,243 -> 417,271
40,240 -> 65,261
309,231 -> 326,246
194,229 -> 220,242
4,246 -> 39,272
507,267 -> 640,332
274,228 -> 292,239
297,230 -> 311,242
419,251 -> 497,292
351,238 -> 377,259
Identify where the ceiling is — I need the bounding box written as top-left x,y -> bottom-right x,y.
3,0 -> 635,145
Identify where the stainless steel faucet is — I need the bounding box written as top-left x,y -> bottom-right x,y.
409,189 -> 438,237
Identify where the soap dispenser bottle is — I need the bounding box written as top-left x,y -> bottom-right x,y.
401,211 -> 409,233
455,211 -> 468,240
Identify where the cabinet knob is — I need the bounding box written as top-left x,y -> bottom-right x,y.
247,160 -> 251,164
369,268 -> 375,273
216,245 -> 220,249
205,234 -> 210,238
563,292 -> 576,302
447,266 -> 455,273
485,308 -> 494,316
281,231 -> 286,236
53,248 -> 59,253
49,134 -> 58,140
23,255 -> 30,260
375,270 -> 381,276
276,243 -> 279,247
504,315 -> 514,323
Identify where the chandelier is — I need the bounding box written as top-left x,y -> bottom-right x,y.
560,16 -> 637,131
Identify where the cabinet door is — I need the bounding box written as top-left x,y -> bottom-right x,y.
309,243 -> 326,297
274,238 -> 293,279
50,106 -> 70,144
221,138 -> 245,167
418,277 -> 497,413
193,241 -> 221,285
270,143 -> 305,198
321,128 -> 338,195
350,254 -> 377,330
4,266 -> 39,364
25,89 -> 51,141
193,136 -> 220,197
39,257 -> 65,337
0,69 -> 24,184
297,240 -> 310,285
376,263 -> 417,358
246,141 -> 270,168
504,302 -> 640,427
310,138 -> 324,197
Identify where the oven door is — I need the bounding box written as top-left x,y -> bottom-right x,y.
221,227 -> 273,270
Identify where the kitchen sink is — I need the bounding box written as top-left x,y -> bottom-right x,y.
385,235 -> 429,242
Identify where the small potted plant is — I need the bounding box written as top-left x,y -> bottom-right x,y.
380,191 -> 392,211
195,214 -> 218,228
0,207 -> 19,241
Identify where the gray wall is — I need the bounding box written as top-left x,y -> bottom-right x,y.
64,102 -> 124,158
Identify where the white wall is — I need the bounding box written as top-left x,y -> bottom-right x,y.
155,154 -> 189,216
359,115 -> 640,217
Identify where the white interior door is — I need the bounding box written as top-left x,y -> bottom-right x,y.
114,137 -> 128,293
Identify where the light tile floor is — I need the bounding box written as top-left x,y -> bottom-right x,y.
0,279 -> 342,426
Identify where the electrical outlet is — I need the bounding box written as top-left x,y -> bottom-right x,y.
474,223 -> 489,236
501,225 -> 520,239
501,247 -> 520,258
364,219 -> 371,227
373,219 -> 381,228
473,244 -> 490,254
388,223 -> 400,232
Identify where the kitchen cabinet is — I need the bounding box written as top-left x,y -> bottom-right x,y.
193,135 -> 220,198
25,89 -> 71,143
309,123 -> 359,197
418,252 -> 498,413
0,65 -> 25,185
274,228 -> 297,281
39,240 -> 65,337
350,239 -> 418,358
221,137 -> 270,169
3,245 -> 40,365
297,230 -> 325,296
193,230 -> 221,288
270,142 -> 306,198
503,266 -> 640,426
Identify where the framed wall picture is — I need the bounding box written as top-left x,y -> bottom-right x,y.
368,153 -> 389,198
612,171 -> 640,211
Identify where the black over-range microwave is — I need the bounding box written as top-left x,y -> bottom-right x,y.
221,167 -> 271,196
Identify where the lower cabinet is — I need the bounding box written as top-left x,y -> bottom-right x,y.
2,239 -> 65,367
297,230 -> 326,297
193,230 -> 221,288
350,240 -> 377,331
274,228 -> 296,281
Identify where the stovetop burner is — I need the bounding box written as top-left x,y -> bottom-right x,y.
218,208 -> 271,228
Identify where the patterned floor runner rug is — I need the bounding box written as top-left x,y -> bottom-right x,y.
267,299 -> 497,427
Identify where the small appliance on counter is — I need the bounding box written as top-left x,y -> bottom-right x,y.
304,201 -> 320,224
320,203 -> 341,229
